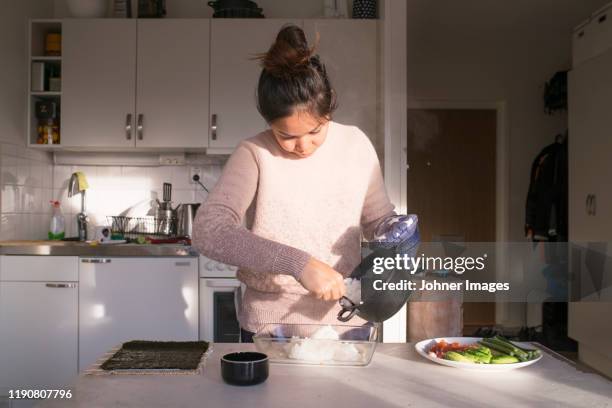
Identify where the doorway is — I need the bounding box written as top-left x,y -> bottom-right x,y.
405,108 -> 498,334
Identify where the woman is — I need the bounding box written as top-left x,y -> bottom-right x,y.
192,25 -> 398,342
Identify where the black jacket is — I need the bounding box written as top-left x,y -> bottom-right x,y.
525,139 -> 568,241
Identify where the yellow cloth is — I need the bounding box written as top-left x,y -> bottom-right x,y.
75,171 -> 89,191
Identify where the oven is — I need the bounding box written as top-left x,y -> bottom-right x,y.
199,256 -> 243,343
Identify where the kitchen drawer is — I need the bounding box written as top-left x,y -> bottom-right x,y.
0,256 -> 78,282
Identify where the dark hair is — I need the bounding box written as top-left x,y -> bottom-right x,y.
255,24 -> 337,124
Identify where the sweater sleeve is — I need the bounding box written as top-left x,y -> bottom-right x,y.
191,141 -> 311,280
359,133 -> 397,241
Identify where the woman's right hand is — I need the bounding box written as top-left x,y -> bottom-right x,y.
299,258 -> 346,301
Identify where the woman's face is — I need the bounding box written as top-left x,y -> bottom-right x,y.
270,111 -> 329,158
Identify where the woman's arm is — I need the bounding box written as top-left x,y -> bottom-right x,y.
191,142 -> 311,280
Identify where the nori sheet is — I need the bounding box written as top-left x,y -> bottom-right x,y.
100,340 -> 209,371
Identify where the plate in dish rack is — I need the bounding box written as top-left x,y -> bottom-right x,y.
415,337 -> 542,372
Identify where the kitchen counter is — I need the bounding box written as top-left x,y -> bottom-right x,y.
37,343 -> 612,408
0,241 -> 197,257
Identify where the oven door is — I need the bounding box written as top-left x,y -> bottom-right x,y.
199,278 -> 242,343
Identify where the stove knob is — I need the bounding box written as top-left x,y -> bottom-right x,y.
205,261 -> 214,271
216,263 -> 224,271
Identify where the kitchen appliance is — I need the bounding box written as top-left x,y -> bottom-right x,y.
199,256 -> 242,343
221,352 -> 269,385
79,257 -> 199,371
68,172 -> 88,241
176,203 -> 201,237
155,182 -> 177,236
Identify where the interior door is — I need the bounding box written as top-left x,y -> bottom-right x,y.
406,109 -> 497,334
209,19 -> 301,150
62,20 -> 137,148
303,20 -> 379,149
136,20 -> 210,149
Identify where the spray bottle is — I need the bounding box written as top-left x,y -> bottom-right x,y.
48,200 -> 65,240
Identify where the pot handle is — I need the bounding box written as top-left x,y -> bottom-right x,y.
337,307 -> 357,322
338,296 -> 358,322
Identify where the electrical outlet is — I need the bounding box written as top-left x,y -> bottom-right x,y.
190,167 -> 202,184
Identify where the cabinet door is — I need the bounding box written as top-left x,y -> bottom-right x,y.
0,282 -> 78,392
209,20 -> 301,151
62,20 -> 137,148
568,50 -> 612,241
136,20 -> 210,148
304,20 -> 379,147
79,257 -> 199,371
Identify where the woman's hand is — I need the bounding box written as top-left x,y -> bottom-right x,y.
299,258 -> 346,301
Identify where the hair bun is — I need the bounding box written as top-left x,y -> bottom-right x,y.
258,25 -> 316,77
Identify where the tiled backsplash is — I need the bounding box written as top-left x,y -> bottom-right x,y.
0,142 -> 54,240
54,159 -> 224,238
0,143 -> 225,240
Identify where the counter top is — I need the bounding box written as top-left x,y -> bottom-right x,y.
0,241 -> 198,257
37,343 -> 612,408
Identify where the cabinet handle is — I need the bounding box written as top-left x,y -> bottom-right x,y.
137,114 -> 144,140
211,114 -> 217,140
125,114 -> 133,140
175,261 -> 191,267
81,258 -> 112,263
46,283 -> 77,288
586,194 -> 591,215
592,194 -> 597,216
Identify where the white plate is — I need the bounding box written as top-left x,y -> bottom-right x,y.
414,337 -> 542,372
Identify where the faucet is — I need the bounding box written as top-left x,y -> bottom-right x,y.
68,172 -> 88,241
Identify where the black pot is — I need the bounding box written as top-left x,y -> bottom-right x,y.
220,352 -> 269,386
208,0 -> 259,12
338,228 -> 420,323
213,7 -> 264,18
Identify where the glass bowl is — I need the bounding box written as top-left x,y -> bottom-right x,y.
252,323 -> 378,367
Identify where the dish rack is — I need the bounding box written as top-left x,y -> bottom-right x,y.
107,215 -> 176,239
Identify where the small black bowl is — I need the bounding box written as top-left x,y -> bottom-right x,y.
220,352 -> 269,386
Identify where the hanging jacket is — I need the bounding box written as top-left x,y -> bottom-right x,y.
525,138 -> 568,241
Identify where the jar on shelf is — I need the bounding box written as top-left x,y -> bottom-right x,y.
37,118 -> 60,145
45,33 -> 62,56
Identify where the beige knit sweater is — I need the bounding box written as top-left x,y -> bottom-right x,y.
192,121 -> 395,333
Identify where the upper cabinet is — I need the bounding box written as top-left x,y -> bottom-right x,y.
208,19 -> 300,152
136,20 -> 210,149
29,19 -> 380,153
61,19 -> 210,149
62,20 -> 137,148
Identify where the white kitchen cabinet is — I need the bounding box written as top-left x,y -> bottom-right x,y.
136,20 -> 210,149
78,257 -> 199,371
62,19 -> 137,148
304,20 -> 379,146
568,48 -> 612,377
62,19 -> 210,150
0,256 -> 78,394
208,19 -> 301,152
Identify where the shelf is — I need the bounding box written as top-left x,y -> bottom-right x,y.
31,92 -> 61,96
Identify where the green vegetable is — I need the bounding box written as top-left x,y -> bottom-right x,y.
465,349 -> 492,363
444,351 -> 479,363
490,355 -> 520,364
490,336 -> 530,362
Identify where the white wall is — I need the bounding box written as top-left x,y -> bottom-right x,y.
52,158 -> 224,238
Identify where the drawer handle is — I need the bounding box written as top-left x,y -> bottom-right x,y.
81,258 -> 112,263
46,283 -> 77,288
175,261 -> 191,267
